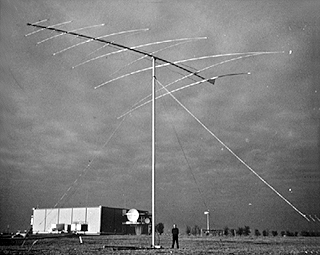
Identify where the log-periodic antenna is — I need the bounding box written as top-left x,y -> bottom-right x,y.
27,21 -> 301,248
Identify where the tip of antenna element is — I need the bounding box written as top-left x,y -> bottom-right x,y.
303,214 -> 310,222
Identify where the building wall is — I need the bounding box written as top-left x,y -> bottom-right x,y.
87,207 -> 101,234
32,208 -> 46,233
59,208 -> 72,225
100,207 -> 126,234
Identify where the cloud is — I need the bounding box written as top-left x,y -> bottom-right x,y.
1,0 -> 320,233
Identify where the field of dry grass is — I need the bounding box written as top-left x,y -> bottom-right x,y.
1,234 -> 320,254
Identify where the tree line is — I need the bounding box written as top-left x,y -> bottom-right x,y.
155,223 -> 320,237
184,225 -> 320,237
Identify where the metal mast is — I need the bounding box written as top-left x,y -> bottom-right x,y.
151,57 -> 156,247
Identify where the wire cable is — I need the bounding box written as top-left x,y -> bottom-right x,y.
53,115 -> 127,208
160,92 -> 208,210
155,78 -> 310,222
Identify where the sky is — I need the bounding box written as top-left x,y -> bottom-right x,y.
1,0 -> 320,234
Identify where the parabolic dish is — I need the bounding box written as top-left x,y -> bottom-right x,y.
127,208 -> 139,222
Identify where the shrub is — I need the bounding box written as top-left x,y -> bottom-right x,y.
155,223 -> 164,235
262,229 -> 269,236
186,225 -> 191,235
224,226 -> 229,236
191,225 -> 201,236
244,226 -> 251,236
237,227 -> 244,236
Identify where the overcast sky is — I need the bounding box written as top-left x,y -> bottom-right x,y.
1,0 -> 320,233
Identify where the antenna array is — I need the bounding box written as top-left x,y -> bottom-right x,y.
27,20 -> 306,247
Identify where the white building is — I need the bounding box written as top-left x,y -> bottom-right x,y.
31,206 -> 151,235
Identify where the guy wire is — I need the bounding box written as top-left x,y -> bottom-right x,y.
158,79 -> 208,210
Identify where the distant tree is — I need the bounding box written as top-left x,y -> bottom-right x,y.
310,231 -> 316,237
191,225 -> 201,236
271,230 -> 278,237
243,226 -> 251,236
224,226 -> 229,236
300,231 -> 308,237
237,227 -> 244,236
300,230 -> 320,237
230,229 -> 236,236
262,229 -> 269,237
186,225 -> 191,236
254,229 -> 261,237
156,223 -> 164,235
285,230 -> 294,237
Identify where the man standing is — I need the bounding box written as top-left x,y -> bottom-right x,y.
171,224 -> 179,249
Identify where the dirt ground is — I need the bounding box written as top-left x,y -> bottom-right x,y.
1,235 -> 320,254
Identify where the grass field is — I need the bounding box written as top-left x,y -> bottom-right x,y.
1,235 -> 320,254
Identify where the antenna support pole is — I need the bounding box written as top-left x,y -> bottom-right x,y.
151,57 -> 156,247
204,210 -> 210,232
